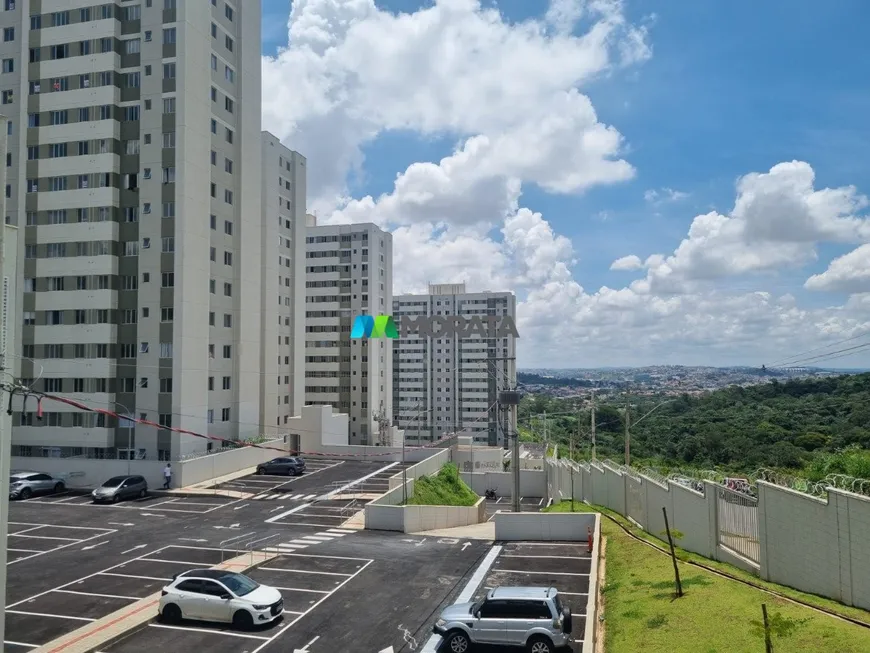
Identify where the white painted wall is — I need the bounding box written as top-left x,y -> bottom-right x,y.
461,469 -> 547,497
494,511 -> 596,541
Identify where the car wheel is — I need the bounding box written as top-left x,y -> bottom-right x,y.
54,482 -> 65,493
232,609 -> 254,631
257,467 -> 266,475
526,636 -> 554,653
445,631 -> 470,653
160,603 -> 182,624
139,489 -> 147,499
20,487 -> 32,500
111,494 -> 119,503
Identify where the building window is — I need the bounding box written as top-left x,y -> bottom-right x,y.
160,342 -> 173,358
223,313 -> 232,328
221,407 -> 230,422
222,345 -> 231,359
161,307 -> 173,322
222,376 -> 231,390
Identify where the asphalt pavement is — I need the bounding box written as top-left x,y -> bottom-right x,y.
4,461 -> 587,653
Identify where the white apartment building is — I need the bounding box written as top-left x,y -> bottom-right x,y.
3,1 -> 265,461
304,218 -> 392,445
393,283 -> 517,446
259,133 -> 305,434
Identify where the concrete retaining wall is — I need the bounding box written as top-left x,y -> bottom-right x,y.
365,476 -> 486,533
176,440 -> 285,486
460,469 -> 546,497
544,457 -> 870,611
12,439 -> 286,490
388,449 -> 449,490
494,511 -> 597,541
403,497 -> 486,533
11,457 -> 167,490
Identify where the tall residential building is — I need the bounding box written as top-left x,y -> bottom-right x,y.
393,283 -> 517,447
304,219 -> 393,445
259,133 -> 306,434
4,1 -> 264,460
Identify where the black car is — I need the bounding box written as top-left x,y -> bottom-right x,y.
256,457 -> 306,476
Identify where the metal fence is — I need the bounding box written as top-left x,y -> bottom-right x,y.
717,485 -> 760,563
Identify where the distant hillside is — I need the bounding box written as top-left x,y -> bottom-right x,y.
518,372 -> 595,387
519,374 -> 870,475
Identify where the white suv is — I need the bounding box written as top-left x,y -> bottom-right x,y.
159,569 -> 283,630
433,586 -> 573,653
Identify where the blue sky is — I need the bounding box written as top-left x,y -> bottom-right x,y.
261,1 -> 870,366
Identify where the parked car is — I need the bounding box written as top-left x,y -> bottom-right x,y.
433,586 -> 572,653
9,471 -> 66,500
256,456 -> 306,476
91,475 -> 148,503
159,569 -> 284,629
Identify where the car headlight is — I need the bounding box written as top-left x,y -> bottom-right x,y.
252,605 -> 269,610
436,618 -> 446,627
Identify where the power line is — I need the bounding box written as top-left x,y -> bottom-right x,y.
767,330 -> 870,368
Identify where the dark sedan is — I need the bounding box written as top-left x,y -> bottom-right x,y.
256,457 -> 306,476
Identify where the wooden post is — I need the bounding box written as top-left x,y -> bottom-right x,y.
761,604 -> 772,653
662,507 -> 683,597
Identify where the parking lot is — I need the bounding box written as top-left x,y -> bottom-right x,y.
459,541 -> 590,652
6,522 -> 116,565
3,544 -> 252,652
19,491 -> 243,514
104,552 -> 374,653
208,459 -> 347,496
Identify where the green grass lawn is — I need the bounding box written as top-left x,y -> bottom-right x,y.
545,500 -> 870,653
406,463 -> 479,506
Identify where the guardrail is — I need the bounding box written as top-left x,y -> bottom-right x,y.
219,532 -> 258,562
245,533 -> 282,564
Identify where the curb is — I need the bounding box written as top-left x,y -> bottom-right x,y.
30,550 -> 278,653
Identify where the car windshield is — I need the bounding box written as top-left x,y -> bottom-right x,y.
220,573 -> 259,596
102,476 -> 127,487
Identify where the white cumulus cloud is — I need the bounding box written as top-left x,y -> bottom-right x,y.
262,1 -> 870,367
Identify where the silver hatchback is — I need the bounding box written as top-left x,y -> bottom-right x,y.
9,471 -> 67,500
433,586 -> 572,653
92,475 -> 148,503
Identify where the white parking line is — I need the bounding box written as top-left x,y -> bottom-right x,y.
299,536 -> 333,542
53,589 -> 140,600
265,502 -> 311,524
149,624 -> 270,640
248,558 -> 373,653
99,572 -> 171,581
272,586 -> 329,594
499,555 -> 580,559
273,552 -> 371,561
138,558 -> 213,566
3,641 -> 38,648
496,569 -> 590,576
5,610 -> 94,621
7,525 -> 116,565
421,546 -> 503,653
327,529 -> 356,534
259,567 -> 352,577
10,534 -> 80,541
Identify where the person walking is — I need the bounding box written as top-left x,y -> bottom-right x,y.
163,463 -> 172,489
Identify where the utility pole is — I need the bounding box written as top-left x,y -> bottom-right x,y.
624,394 -> 631,466
590,389 -> 597,461
570,410 -> 577,511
